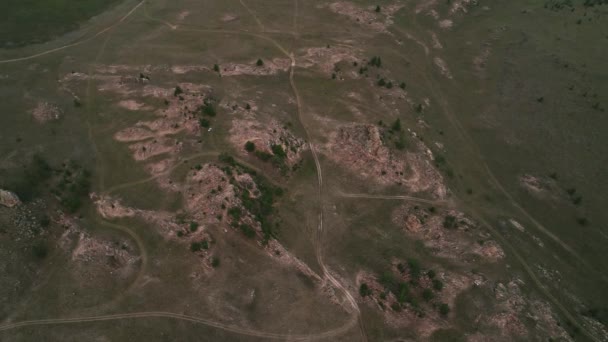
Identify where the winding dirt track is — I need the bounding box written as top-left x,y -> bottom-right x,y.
398,13 -> 600,342
337,192 -> 450,207
0,311 -> 358,340
0,0 -> 145,64
0,2 -> 364,340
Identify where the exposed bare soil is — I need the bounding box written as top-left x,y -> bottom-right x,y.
31,101 -> 61,123
321,123 -> 446,198
220,59 -> 291,76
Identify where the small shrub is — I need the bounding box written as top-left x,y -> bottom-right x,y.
227,207 -> 242,221
391,118 -> 402,132
201,103 -> 216,117
271,144 -> 287,159
427,270 -> 436,279
377,78 -> 386,87
422,288 -> 434,302
213,64 -> 220,72
443,215 -> 457,229
433,279 -> 444,291
256,58 -> 264,66
245,141 -> 256,152
240,224 -> 256,238
407,258 -> 421,279
189,222 -> 199,232
190,242 -> 202,252
174,86 -> 183,97
211,256 -> 220,268
359,283 -> 372,297
439,303 -> 450,316
255,151 -> 273,162
375,5 -> 381,12
32,242 -> 48,259
199,118 -> 210,128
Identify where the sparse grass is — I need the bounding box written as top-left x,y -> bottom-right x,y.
0,0 -> 122,48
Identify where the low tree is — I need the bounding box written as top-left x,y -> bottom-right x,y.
422,288 -> 434,302
391,118 -> 402,132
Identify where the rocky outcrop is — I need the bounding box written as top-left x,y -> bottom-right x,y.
0,189 -> 20,207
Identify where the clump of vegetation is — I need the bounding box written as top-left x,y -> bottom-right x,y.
217,154 -> 284,243
256,58 -> 264,66
189,222 -> 199,232
213,64 -> 220,72
252,143 -> 290,174
368,56 -> 382,68
52,161 -> 92,213
375,258 -> 446,314
375,5 -> 381,12
439,303 -> 450,316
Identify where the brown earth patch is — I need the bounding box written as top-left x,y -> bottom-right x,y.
324,1 -> 405,33
31,101 -> 61,123
220,58 -> 291,76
